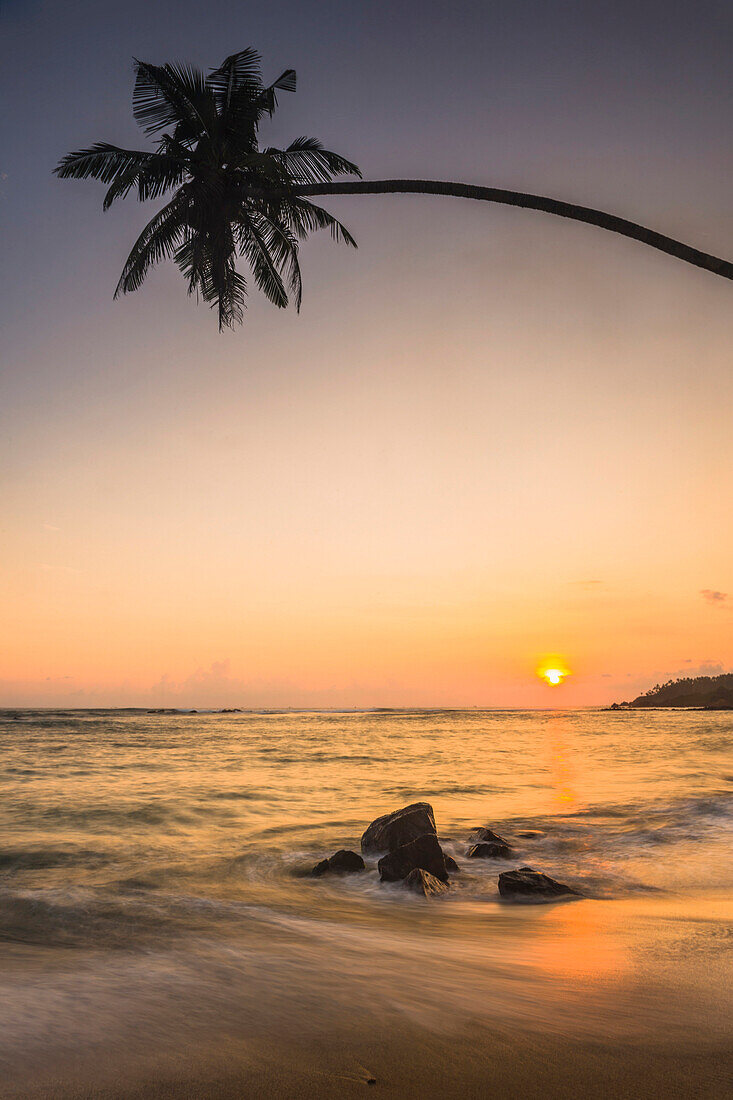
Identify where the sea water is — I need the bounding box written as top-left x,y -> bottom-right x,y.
0,708 -> 731,1092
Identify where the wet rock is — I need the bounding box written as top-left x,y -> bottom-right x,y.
444,854 -> 461,873
467,841 -> 513,860
312,849 -> 365,876
471,827 -> 510,846
378,833 -> 449,883
361,802 -> 437,853
403,867 -> 449,897
498,866 -> 580,901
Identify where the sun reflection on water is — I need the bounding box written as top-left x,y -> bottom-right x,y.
545,715 -> 581,811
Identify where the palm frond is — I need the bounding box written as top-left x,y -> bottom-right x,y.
104,156 -> 187,210
256,213 -> 303,309
132,59 -> 216,141
283,196 -> 358,247
208,48 -> 280,152
236,211 -> 298,308
266,137 -> 361,184
173,233 -> 214,298
55,143 -> 154,183
240,228 -> 289,308
115,194 -> 189,296
216,264 -> 248,328
208,48 -> 262,115
271,69 -> 296,93
256,68 -> 297,116
175,217 -> 246,330
54,143 -> 187,209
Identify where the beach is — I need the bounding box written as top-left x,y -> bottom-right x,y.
1,708 -> 731,1097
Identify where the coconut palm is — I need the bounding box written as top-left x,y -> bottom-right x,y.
55,48 -> 732,329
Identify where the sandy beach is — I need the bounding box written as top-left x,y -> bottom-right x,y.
8,1030 -> 732,1099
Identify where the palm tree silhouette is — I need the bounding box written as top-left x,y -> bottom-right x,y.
55,49 -> 732,329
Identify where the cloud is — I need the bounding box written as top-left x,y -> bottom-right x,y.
676,660 -> 726,678
569,579 -> 603,588
700,589 -> 729,605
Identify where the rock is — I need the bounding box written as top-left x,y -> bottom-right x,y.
516,830 -> 544,839
467,841 -> 513,860
361,802 -> 437,853
312,849 -> 365,876
444,854 -> 461,872
467,827 -> 513,858
402,867 -> 449,897
498,867 -> 580,901
378,833 -> 449,883
471,827 -> 510,846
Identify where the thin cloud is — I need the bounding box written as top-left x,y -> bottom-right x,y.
700,589 -> 729,605
676,660 -> 726,678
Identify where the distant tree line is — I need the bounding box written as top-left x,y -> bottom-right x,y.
622,673 -> 733,708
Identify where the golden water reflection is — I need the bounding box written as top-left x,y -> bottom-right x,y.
545,713 -> 581,811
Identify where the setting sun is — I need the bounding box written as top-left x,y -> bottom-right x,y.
538,665 -> 570,687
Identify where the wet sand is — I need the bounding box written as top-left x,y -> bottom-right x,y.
3,894 -> 732,1099
5,1028 -> 732,1099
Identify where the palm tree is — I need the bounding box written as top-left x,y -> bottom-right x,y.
55,48 -> 732,329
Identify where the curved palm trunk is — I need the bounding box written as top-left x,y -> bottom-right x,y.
295,180 -> 733,281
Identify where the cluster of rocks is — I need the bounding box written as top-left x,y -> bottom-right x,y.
311,801 -> 581,902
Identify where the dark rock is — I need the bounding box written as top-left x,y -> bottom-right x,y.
444,854 -> 461,872
378,833 -> 449,883
467,841 -> 513,860
312,849 -> 365,876
361,802 -> 437,853
402,867 -> 449,897
471,827 -> 510,846
498,866 -> 580,901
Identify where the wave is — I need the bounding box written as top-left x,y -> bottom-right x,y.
385,783 -> 506,798
6,799 -> 256,831
0,846 -> 111,871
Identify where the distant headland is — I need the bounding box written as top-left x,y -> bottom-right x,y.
611,673 -> 733,710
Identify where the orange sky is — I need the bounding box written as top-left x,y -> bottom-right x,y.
2,3 -> 732,707
3,236 -> 732,707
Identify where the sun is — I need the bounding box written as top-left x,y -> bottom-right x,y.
537,663 -> 571,687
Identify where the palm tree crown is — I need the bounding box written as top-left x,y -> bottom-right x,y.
55,49 -> 360,328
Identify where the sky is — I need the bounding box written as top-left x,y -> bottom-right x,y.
1,0 -> 732,708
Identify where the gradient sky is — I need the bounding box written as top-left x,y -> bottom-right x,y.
2,0 -> 732,707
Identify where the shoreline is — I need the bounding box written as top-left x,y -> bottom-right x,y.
2,894 -> 732,1099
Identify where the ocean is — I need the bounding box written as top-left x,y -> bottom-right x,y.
1,707 -> 731,1096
